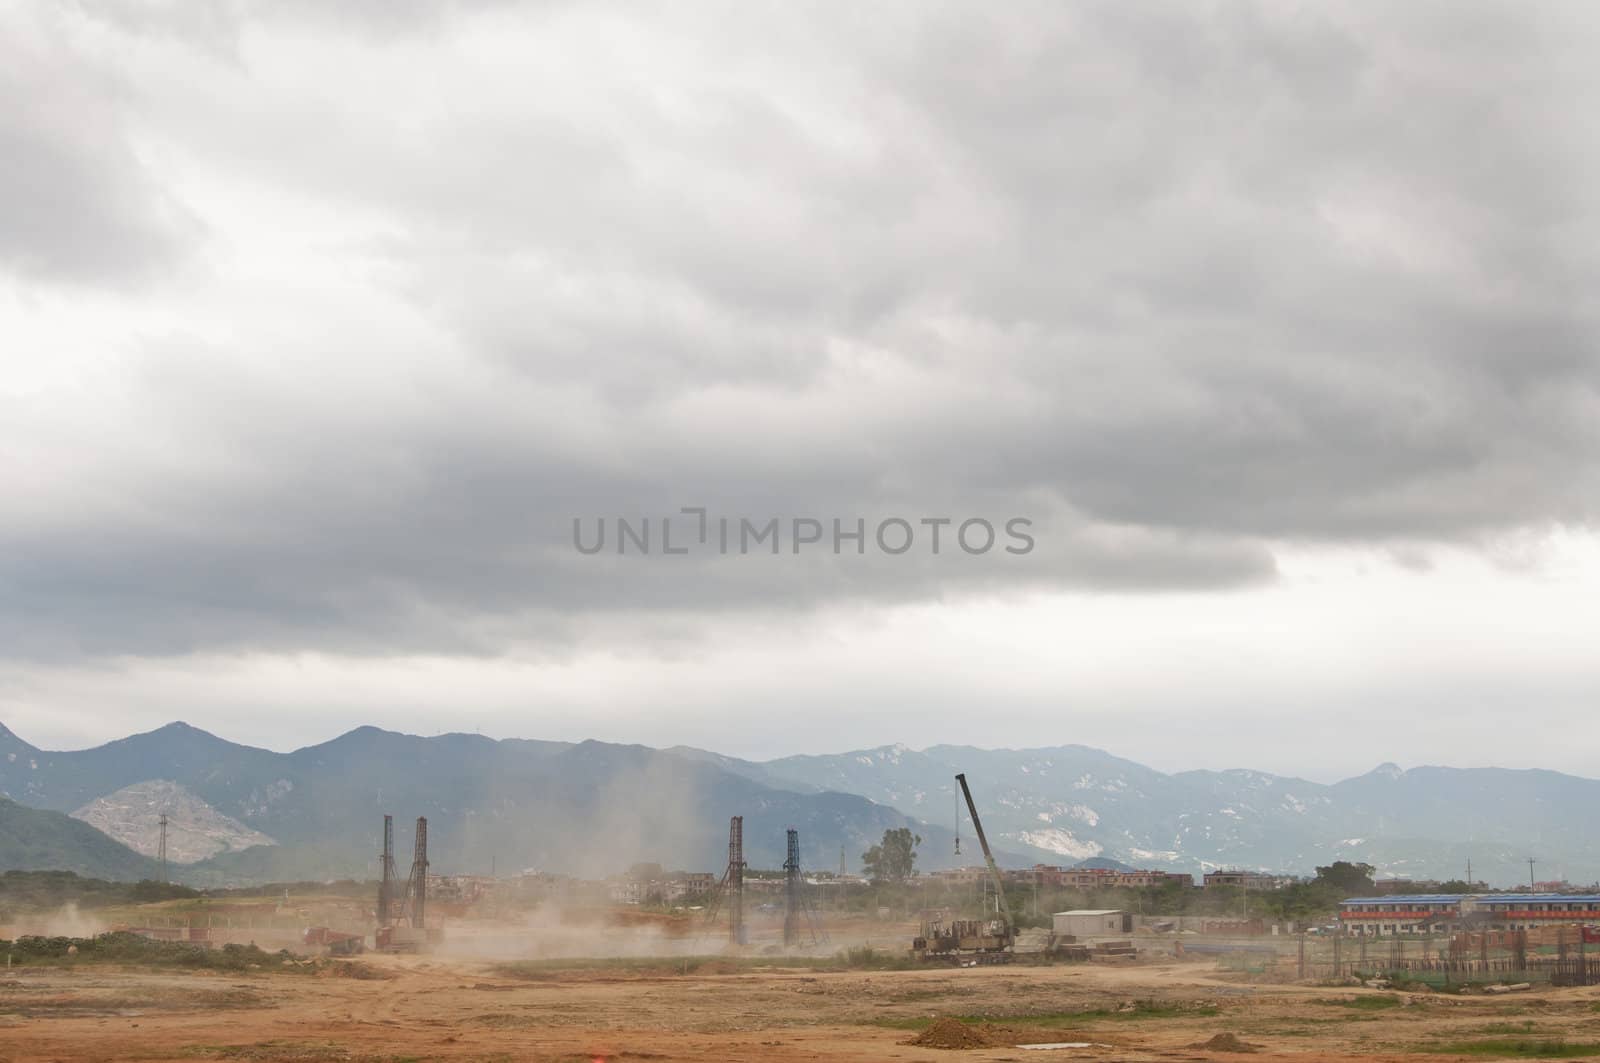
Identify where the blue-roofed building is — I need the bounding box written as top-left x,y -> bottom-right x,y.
1340,893 -> 1600,936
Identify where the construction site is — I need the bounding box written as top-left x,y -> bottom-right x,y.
10,775 -> 1600,1061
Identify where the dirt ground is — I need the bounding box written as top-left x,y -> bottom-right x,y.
5,952 -> 1600,1063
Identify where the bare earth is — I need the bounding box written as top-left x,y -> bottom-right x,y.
7,952 -> 1600,1063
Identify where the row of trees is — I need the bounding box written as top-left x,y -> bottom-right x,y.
0,870 -> 200,922
854,833 -> 1407,924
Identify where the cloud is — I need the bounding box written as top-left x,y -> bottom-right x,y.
0,5 -> 198,284
1,0 -> 1597,664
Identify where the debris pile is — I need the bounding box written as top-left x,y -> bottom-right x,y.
908,1018 -> 1000,1050
1190,1032 -> 1259,1053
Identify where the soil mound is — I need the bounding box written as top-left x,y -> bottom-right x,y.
1191,1032 -> 1258,1053
908,1018 -> 998,1049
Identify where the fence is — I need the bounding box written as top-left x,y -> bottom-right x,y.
1198,927 -> 1600,987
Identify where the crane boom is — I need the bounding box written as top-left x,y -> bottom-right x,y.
955,773 -> 1013,941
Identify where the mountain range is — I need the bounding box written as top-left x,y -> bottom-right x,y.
700,744 -> 1593,888
1,721 -> 1594,887
0,722 -> 977,885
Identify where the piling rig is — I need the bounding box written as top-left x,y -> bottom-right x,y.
703,816 -> 748,946
375,815 -> 433,953
912,773 -> 1014,964
782,828 -> 828,947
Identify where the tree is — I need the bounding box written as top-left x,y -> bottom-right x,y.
1313,861 -> 1376,893
862,828 -> 921,883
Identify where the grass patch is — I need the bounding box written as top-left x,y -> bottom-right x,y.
491,946 -> 923,980
1424,1039 -> 1600,1058
835,945 -> 921,970
182,1044 -> 423,1063
0,986 -> 266,1019
3,933 -> 303,973
1318,994 -> 1403,1010
492,955 -> 804,979
875,999 -> 1219,1030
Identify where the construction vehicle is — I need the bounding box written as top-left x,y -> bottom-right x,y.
303,926 -> 365,956
375,924 -> 438,953
912,773 -> 1015,963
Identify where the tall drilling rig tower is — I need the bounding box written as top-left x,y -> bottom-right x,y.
377,814 -> 397,926
704,816 -> 747,945
781,828 -> 827,947
404,816 -> 429,929
783,829 -> 802,946
374,814 -> 435,953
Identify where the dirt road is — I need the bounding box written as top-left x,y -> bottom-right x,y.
5,954 -> 1600,1062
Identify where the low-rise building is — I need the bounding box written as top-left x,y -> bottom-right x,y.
607,870 -> 719,904
1339,893 -> 1600,935
427,874 -> 497,904
1030,865 -> 1193,889
1203,870 -> 1281,890
1053,909 -> 1133,937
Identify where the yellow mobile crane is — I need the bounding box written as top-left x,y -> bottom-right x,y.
911,773 -> 1015,963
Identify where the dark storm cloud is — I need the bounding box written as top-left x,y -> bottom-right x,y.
2,1 -> 1597,660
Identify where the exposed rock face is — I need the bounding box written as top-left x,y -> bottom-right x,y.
72,779 -> 276,864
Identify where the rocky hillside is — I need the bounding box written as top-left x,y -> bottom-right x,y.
72,780 -> 276,863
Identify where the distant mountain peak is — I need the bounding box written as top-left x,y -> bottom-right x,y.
0,720 -> 35,751
148,721 -> 211,737
332,724 -> 398,742
123,720 -> 234,748
1368,762 -> 1405,780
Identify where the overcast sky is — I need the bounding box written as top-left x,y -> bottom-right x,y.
2,1 -> 1597,781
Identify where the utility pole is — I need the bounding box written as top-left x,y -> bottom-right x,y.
1529,858 -> 1537,892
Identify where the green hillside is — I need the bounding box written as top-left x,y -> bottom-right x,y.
0,796 -> 162,880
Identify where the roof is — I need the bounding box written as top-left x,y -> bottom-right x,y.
1342,894 -> 1466,905
1055,909 -> 1123,916
1341,893 -> 1600,906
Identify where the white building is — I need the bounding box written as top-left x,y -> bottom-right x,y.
1053,909 -> 1132,937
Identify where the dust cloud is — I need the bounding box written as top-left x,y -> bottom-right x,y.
2,902 -> 111,939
